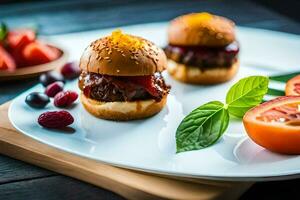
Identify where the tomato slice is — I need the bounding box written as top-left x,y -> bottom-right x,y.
22,41 -> 60,66
129,76 -> 159,98
243,96 -> 300,154
7,29 -> 36,50
286,74 -> 300,96
0,45 -> 16,72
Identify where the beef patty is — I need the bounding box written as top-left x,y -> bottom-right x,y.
164,41 -> 239,69
79,72 -> 170,102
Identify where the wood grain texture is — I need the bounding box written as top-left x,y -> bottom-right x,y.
0,102 -> 252,200
0,176 -> 124,200
0,155 -> 55,184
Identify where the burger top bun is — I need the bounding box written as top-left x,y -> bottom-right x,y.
168,12 -> 236,47
80,30 -> 167,76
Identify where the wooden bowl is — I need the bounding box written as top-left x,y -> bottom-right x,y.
0,44 -> 68,81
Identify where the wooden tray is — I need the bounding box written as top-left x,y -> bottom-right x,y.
0,102 -> 253,200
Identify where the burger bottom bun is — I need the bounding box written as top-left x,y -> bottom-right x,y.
167,59 -> 239,84
80,93 -> 167,121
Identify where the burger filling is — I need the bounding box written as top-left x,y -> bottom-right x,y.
164,41 -> 239,69
79,72 -> 170,102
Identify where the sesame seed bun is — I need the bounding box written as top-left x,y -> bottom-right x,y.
80,93 -> 167,121
168,12 -> 236,47
80,30 -> 167,76
167,59 -> 239,84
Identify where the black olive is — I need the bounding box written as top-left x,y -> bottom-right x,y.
25,92 -> 50,108
39,71 -> 65,87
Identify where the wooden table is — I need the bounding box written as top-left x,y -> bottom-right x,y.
1,0 -> 300,199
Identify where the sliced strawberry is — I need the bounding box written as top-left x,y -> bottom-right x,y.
22,41 -> 60,66
0,45 -> 16,72
6,29 -> 36,67
9,47 -> 25,67
7,29 -> 35,50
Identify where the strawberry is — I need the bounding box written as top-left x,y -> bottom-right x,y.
7,29 -> 35,50
22,41 -> 60,66
0,45 -> 16,72
6,29 -> 36,67
5,29 -> 36,67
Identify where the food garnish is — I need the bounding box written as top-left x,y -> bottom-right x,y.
226,76 -> 270,118
176,76 -> 269,153
45,81 -> 64,97
38,111 -> 74,129
186,12 -> 213,25
109,29 -> 144,49
285,74 -> 300,96
39,71 -> 65,87
61,62 -> 81,80
54,91 -> 78,107
0,23 -> 8,41
25,69 -> 78,129
25,92 -> 50,108
243,96 -> 300,154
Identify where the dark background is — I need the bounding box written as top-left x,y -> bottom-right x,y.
1,0 -> 300,199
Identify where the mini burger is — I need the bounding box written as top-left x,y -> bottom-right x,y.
79,30 -> 170,121
165,12 -> 239,84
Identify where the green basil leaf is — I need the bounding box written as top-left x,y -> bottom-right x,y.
226,76 -> 269,118
176,101 -> 229,153
0,22 -> 8,41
